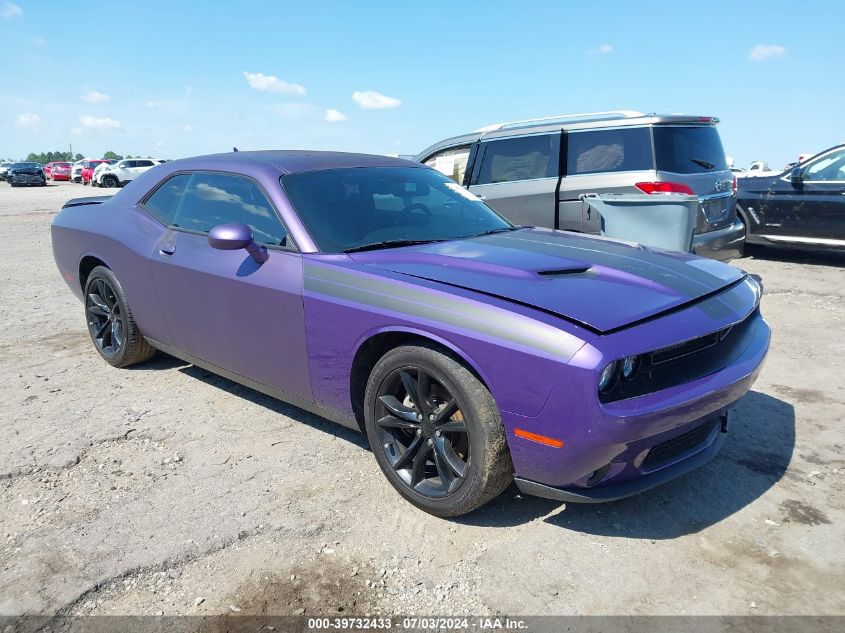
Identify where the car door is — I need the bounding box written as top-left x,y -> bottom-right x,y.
467,133 -> 561,228
142,170 -> 313,402
766,148 -> 845,242
131,159 -> 155,179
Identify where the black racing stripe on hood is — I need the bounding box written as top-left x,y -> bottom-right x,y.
474,232 -> 735,297
394,269 -> 748,336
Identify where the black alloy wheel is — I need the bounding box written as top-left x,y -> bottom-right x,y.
86,277 -> 125,359
364,344 -> 512,517
375,366 -> 470,498
83,266 -> 155,367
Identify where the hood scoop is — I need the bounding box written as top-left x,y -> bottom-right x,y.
537,266 -> 592,278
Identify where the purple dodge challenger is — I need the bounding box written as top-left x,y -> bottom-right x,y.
51,151 -> 770,517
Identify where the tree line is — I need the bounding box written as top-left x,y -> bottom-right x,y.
6,150 -> 143,163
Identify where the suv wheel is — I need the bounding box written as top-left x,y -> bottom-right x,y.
102,175 -> 119,188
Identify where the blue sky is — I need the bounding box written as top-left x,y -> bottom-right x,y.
1,0 -> 842,168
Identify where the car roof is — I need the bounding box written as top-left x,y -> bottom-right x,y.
416,112 -> 721,160
163,150 -> 423,175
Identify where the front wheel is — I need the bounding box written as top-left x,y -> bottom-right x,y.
102,175 -> 118,188
84,266 -> 155,367
364,344 -> 513,517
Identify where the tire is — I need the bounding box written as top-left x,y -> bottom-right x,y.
102,175 -> 118,188
84,266 -> 155,368
364,343 -> 513,517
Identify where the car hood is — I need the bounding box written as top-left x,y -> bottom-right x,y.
349,228 -> 745,333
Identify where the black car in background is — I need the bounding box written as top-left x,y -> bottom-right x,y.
6,162 -> 46,187
737,144 -> 845,252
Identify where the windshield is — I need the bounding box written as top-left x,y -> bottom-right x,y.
12,162 -> 40,169
281,166 -> 512,253
653,125 -> 729,174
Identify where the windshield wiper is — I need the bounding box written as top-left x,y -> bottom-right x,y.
690,157 -> 716,169
343,239 -> 447,253
469,226 -> 526,238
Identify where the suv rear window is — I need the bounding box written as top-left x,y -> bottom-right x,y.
653,126 -> 728,174
566,127 -> 653,175
475,134 -> 560,184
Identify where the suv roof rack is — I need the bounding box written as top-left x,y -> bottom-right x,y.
474,110 -> 646,133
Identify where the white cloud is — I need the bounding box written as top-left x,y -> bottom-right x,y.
2,2 -> 22,19
81,90 -> 111,104
181,125 -> 194,133
243,71 -> 306,95
15,112 -> 42,129
352,90 -> 402,110
324,108 -> 347,123
271,103 -> 314,119
749,44 -> 786,62
79,114 -> 122,131
597,44 -> 614,54
32,37 -> 47,47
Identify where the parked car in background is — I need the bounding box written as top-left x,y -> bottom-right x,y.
737,143 -> 845,252
51,162 -> 73,181
6,162 -> 46,186
51,150 -> 769,516
747,161 -> 769,175
0,161 -> 12,181
89,161 -> 113,187
95,158 -> 164,188
416,111 -> 744,261
44,161 -> 61,180
71,160 -> 86,183
82,159 -> 115,185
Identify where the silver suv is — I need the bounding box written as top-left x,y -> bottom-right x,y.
416,111 -> 744,261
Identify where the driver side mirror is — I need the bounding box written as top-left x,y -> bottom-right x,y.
208,222 -> 268,263
790,165 -> 803,187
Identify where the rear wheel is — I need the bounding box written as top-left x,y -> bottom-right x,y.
84,266 -> 155,368
364,344 -> 512,517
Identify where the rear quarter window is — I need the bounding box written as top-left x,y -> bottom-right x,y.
653,125 -> 728,174
566,127 -> 653,175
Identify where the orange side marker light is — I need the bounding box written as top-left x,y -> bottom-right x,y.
514,428 -> 564,448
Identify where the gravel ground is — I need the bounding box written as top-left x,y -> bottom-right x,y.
0,181 -> 843,617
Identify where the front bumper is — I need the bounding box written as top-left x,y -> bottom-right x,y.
693,219 -> 745,262
515,413 -> 728,502
8,174 -> 45,185
503,280 -> 769,501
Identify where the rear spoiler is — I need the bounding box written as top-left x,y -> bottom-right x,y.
61,196 -> 112,209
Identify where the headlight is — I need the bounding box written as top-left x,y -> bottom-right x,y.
621,355 -> 638,380
598,361 -> 618,392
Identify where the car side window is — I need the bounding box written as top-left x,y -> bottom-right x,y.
566,127 -> 653,175
136,160 -> 155,168
803,150 -> 845,182
474,134 -> 560,185
119,161 -> 131,169
170,172 -> 290,247
142,174 -> 191,226
423,146 -> 471,184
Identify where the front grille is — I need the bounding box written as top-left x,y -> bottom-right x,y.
651,326 -> 732,365
642,419 -> 718,471
600,307 -> 759,403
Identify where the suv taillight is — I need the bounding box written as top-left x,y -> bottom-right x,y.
635,181 -> 695,195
